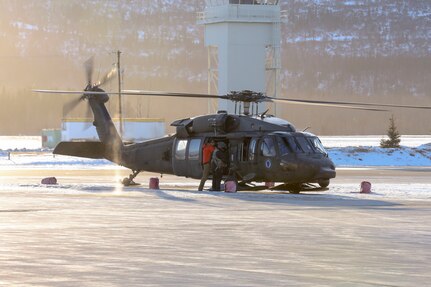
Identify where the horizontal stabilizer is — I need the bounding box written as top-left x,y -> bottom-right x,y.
54,141 -> 105,159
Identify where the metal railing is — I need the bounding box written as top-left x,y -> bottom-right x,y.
198,5 -> 281,23
205,0 -> 279,5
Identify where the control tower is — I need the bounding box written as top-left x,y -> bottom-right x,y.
197,0 -> 285,115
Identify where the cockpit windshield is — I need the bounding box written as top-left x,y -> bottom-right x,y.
275,134 -> 328,155
296,137 -> 314,153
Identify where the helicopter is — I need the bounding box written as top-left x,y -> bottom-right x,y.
35,59 -> 431,192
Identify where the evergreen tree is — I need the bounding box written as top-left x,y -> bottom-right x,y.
380,115 -> 401,148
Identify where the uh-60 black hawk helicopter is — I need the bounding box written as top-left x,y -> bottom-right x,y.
35,58 -> 431,192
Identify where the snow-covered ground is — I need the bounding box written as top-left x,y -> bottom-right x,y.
0,177 -> 430,286
329,145 -> 431,166
319,135 -> 431,148
0,179 -> 430,202
323,135 -> 431,167
0,136 -> 429,168
0,137 -> 430,286
0,136 -> 42,150
0,152 -> 114,170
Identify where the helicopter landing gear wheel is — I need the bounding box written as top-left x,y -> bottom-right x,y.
318,179 -> 330,188
288,190 -> 301,194
288,184 -> 302,194
122,170 -> 141,186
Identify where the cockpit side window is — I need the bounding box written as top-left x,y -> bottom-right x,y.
309,137 -> 327,155
261,137 -> 276,157
248,138 -> 257,161
296,137 -> 314,153
287,137 -> 302,153
276,136 -> 290,156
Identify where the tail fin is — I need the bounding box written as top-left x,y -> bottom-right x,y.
87,88 -> 124,164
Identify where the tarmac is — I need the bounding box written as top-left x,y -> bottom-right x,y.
0,168 -> 430,286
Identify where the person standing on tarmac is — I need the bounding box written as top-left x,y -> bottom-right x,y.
211,142 -> 228,191
198,139 -> 216,191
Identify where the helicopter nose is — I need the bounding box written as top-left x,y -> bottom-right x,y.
315,162 -> 336,179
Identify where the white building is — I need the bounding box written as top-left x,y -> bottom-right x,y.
61,118 -> 165,142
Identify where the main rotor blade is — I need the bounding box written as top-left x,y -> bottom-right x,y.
84,56 -> 94,86
34,89 -> 178,96
36,88 -> 431,111
270,98 -> 387,112
121,90 -> 224,99
270,97 -> 431,110
94,66 -> 117,88
35,89 -> 219,98
63,96 -> 82,116
34,89 -> 113,95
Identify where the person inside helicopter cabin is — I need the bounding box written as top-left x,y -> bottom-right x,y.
211,142 -> 229,191
198,139 -> 216,191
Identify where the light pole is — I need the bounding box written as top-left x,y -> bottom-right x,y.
117,50 -> 123,137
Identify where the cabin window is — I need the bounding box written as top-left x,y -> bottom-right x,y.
241,138 -> 250,161
261,137 -> 276,157
296,137 -> 314,153
188,139 -> 201,160
309,137 -> 327,155
248,138 -> 258,161
175,139 -> 188,160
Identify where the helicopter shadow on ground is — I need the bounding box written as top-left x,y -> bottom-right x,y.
81,185 -> 201,204
128,185 -> 404,209
189,189 -> 403,209
16,183 -> 200,204
149,188 -> 201,203
20,183 -> 402,209
103,183 -> 404,209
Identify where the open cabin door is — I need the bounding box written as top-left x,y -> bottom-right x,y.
233,136 -> 282,182
234,137 -> 259,181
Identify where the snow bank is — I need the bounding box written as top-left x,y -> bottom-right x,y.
0,152 -> 115,170
0,136 -> 430,168
328,144 -> 431,167
319,135 -> 431,147
0,136 -> 41,150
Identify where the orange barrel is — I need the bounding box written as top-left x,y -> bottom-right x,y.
149,177 -> 159,189
360,181 -> 371,193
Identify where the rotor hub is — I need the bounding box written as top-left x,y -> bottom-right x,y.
226,90 -> 269,116
227,90 -> 267,103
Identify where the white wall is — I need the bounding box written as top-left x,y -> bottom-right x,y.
61,119 -> 165,142
201,4 -> 280,113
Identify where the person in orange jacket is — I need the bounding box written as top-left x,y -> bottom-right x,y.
198,139 -> 216,191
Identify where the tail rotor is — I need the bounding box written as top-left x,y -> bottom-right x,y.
84,56 -> 94,88
62,57 -> 117,119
